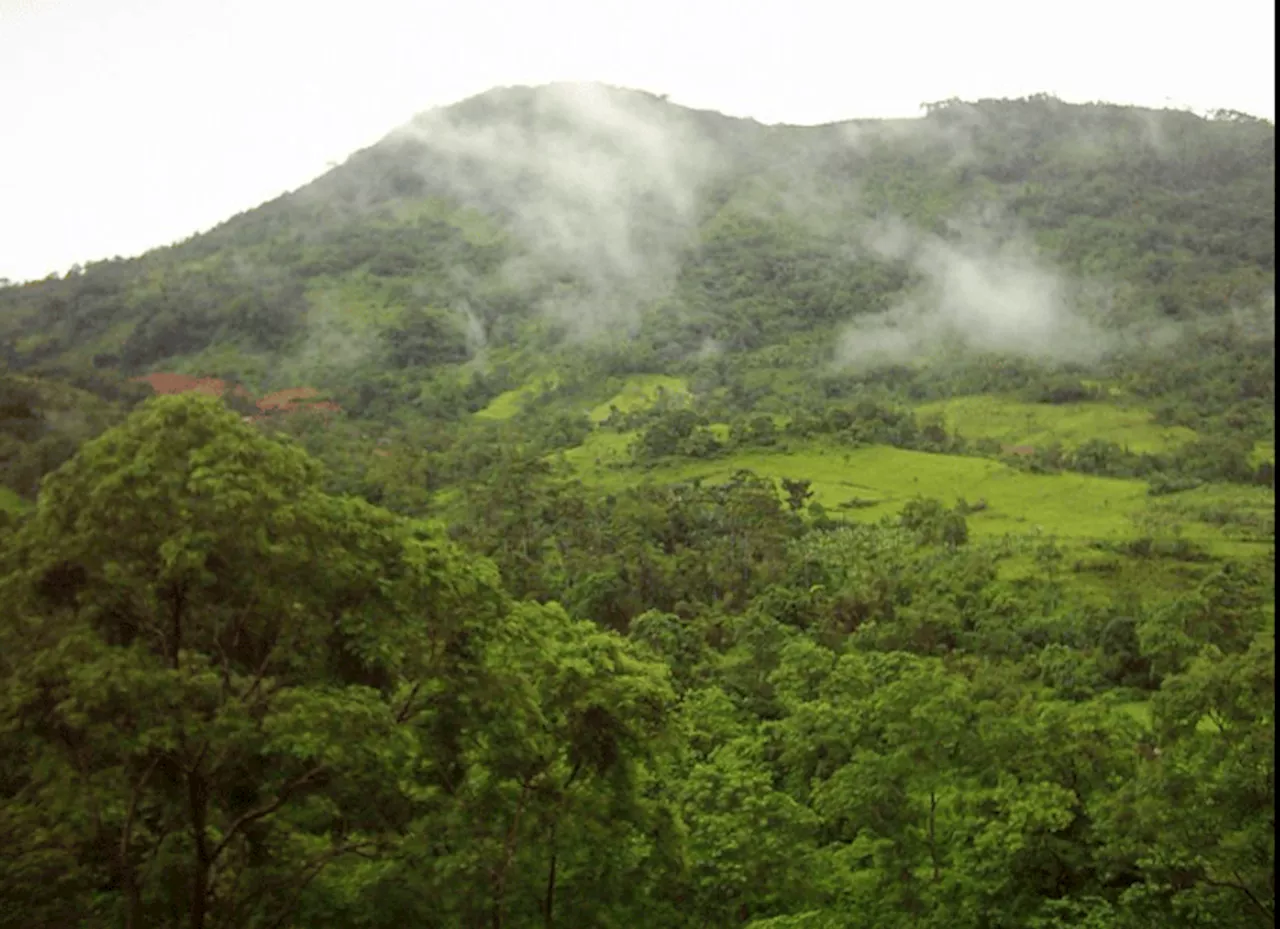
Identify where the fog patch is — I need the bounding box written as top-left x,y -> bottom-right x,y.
695,337 -> 724,360
460,302 -> 488,357
837,214 -> 1108,369
386,82 -> 723,340
289,288 -> 381,377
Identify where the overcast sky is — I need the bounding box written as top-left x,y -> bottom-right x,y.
1,0 -> 1274,283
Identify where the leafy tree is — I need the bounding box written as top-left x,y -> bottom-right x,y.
781,478 -> 815,513
1096,634 -> 1275,927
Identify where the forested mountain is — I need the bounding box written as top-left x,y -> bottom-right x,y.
0,84 -> 1273,928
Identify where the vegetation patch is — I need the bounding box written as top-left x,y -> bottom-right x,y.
914,394 -> 1198,453
0,485 -> 27,513
587,374 -> 690,423
474,373 -> 560,420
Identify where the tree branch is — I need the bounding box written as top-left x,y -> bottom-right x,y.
263,840 -> 379,929
121,757 -> 160,929
209,763 -> 327,865
1203,871 -> 1274,920
395,682 -> 423,723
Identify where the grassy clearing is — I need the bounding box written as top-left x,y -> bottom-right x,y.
587,375 -> 690,423
1144,482 -> 1275,541
914,395 -> 1197,453
475,373 -> 561,421
557,429 -> 636,471
627,442 -> 1153,541
476,372 -> 688,424
561,434 -> 1272,558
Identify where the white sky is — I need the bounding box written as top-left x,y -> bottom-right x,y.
0,0 -> 1274,284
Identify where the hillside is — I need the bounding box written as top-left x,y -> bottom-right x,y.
2,84 -> 1273,379
0,83 -> 1272,526
0,84 -> 1274,929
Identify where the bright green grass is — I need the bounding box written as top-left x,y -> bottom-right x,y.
475,373 -> 561,421
996,544 -> 1224,601
1143,483 -> 1276,550
563,436 -> 1271,557
558,429 -> 636,470
1250,440 -> 1276,468
628,442 -> 1152,541
1117,701 -> 1154,729
15,333 -> 54,354
587,375 -> 690,423
162,343 -> 276,386
915,395 -> 1197,453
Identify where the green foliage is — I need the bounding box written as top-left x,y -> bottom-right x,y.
634,409 -> 724,461
0,396 -> 681,929
0,88 -> 1274,929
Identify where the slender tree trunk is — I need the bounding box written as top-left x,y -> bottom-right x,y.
541,761 -> 581,929
123,869 -> 143,929
121,759 -> 158,929
491,782 -> 530,929
928,789 -> 940,883
189,772 -> 211,929
168,584 -> 186,670
542,824 -> 558,929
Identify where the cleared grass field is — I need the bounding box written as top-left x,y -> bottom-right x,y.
573,439 -> 1150,538
561,433 -> 1273,558
383,198 -> 507,248
475,373 -> 561,421
586,375 -> 689,423
303,275 -> 409,334
475,373 -> 690,423
548,379 -> 1272,594
914,395 -> 1197,453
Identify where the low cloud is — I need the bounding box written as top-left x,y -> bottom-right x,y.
386,82 -> 725,340
837,213 -> 1108,369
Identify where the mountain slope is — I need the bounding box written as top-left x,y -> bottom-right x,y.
2,85 -> 1271,382
0,84 -> 1272,510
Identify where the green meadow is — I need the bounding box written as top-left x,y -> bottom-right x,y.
586,374 -> 690,422
551,378 -> 1273,564
914,394 -> 1197,452
474,373 -> 562,420
559,427 -> 1273,562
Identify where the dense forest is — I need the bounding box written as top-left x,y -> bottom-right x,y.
0,83 -> 1273,928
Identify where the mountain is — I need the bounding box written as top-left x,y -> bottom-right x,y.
3,83 -> 1273,373
0,83 -> 1274,500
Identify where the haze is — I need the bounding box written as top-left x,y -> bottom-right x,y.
1,0 -> 1274,284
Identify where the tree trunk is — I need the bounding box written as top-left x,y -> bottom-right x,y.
121,759 -> 158,929
928,789 -> 940,883
542,825 -> 558,929
189,772 -> 211,929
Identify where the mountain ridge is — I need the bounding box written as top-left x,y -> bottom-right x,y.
0,84 -> 1272,433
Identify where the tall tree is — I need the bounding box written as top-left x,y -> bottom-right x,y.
0,395 -> 504,929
